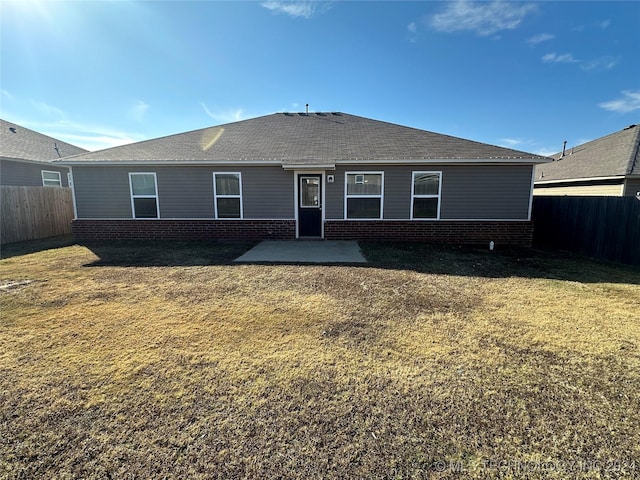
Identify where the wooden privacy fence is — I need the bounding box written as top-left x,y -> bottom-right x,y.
1,186 -> 74,244
532,196 -> 640,266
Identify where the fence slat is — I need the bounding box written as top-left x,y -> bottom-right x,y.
1,186 -> 74,244
532,196 -> 640,266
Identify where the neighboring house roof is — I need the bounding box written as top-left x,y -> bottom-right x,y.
536,124 -> 640,183
58,112 -> 549,165
1,118 -> 88,162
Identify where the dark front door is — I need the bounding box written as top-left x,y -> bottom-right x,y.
298,175 -> 322,237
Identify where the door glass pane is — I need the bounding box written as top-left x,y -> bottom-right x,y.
131,174 -> 156,195
413,173 -> 440,196
217,198 -> 241,218
346,174 -> 381,195
301,177 -> 319,207
216,174 -> 240,195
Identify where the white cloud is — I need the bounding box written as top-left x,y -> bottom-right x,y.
542,53 -> 618,71
575,138 -> 593,146
535,148 -> 559,157
580,56 -> 618,72
260,1 -> 329,19
30,100 -> 66,119
201,103 -> 247,123
430,0 -> 536,36
499,138 -> 558,157
599,19 -> 611,29
527,33 -> 554,45
7,117 -> 144,152
542,52 -> 579,64
500,138 -> 524,148
599,90 -> 640,113
129,100 -> 150,122
45,120 -> 143,151
407,22 -> 417,33
1,89 -> 13,100
48,133 -> 137,151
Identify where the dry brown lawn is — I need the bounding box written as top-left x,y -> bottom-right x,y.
1,239 -> 639,479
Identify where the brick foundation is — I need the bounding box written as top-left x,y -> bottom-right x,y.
72,219 -> 296,241
324,220 -> 534,246
72,219 -> 533,246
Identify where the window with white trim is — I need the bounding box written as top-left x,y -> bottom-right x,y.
345,172 -> 384,219
42,170 -> 62,187
213,172 -> 243,219
411,171 -> 441,219
129,172 -> 159,219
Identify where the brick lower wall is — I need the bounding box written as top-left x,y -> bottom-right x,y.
324,220 -> 534,246
72,219 -> 534,246
72,219 -> 296,241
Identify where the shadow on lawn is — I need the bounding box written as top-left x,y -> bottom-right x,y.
360,242 -> 640,285
81,240 -> 258,267
0,235 -> 76,260
77,240 -> 640,285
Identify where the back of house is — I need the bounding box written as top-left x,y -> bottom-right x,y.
58,112 -> 550,246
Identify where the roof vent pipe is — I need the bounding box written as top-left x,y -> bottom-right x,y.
305,104 -> 309,115
561,140 -> 567,158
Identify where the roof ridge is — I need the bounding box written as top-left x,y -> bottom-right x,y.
627,125 -> 640,174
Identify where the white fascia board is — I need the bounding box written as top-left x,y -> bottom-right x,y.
535,175 -> 625,185
58,158 -> 550,167
1,156 -> 70,167
55,159 -> 284,166
335,158 -> 549,166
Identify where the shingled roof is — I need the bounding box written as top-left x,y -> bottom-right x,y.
1,119 -> 88,162
535,124 -> 640,182
58,112 -> 548,165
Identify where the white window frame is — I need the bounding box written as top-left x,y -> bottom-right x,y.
410,171 -> 442,220
129,172 -> 160,219
344,171 -> 384,219
213,172 -> 243,219
41,170 -> 62,187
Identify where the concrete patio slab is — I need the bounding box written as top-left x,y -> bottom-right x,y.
234,240 -> 367,264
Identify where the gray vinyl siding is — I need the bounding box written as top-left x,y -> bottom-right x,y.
72,165 -> 294,219
440,165 -> 532,219
324,171 -> 344,219
1,159 -> 69,187
326,164 -> 533,220
73,166 -> 133,218
241,167 -> 294,218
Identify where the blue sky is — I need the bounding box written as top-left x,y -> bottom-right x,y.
1,1 -> 638,155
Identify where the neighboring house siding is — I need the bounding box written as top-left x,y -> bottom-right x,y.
73,165 -> 294,219
533,183 -> 624,196
1,159 -> 69,187
624,179 -> 640,197
326,164 -> 532,220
